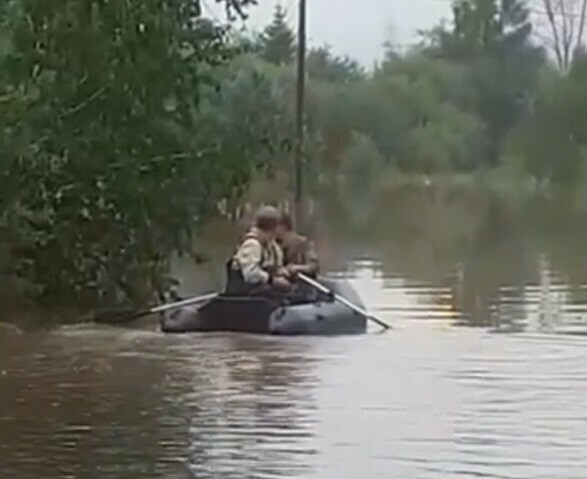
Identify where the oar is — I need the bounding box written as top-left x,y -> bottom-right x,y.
93,292 -> 218,325
298,273 -> 391,330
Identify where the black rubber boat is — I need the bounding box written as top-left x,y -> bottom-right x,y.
160,277 -> 368,336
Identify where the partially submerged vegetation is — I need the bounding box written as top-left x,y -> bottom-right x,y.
0,0 -> 585,321
0,0 -> 259,314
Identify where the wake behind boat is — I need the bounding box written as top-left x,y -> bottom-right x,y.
160,277 -> 369,336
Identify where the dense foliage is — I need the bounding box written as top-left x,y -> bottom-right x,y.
239,0 -> 586,185
0,0 -> 261,310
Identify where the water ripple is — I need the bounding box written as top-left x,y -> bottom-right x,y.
3,264 -> 587,478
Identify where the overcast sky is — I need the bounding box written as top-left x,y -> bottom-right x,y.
206,0 -> 452,66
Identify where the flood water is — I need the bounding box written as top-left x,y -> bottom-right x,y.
2,188 -> 587,478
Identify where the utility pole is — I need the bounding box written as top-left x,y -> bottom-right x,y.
294,0 -> 306,231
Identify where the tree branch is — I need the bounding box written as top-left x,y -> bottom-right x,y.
559,0 -> 573,68
576,0 -> 587,52
543,0 -> 566,68
59,86 -> 107,119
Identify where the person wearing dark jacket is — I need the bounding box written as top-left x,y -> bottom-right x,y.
275,212 -> 320,279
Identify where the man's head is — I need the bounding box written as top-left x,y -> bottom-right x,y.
254,205 -> 280,241
275,211 -> 293,240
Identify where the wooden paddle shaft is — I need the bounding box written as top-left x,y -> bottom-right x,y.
148,292 -> 218,315
298,274 -> 390,330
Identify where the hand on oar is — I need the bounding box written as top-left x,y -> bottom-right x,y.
298,273 -> 391,331
93,292 -> 218,325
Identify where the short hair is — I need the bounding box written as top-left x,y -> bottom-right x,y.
278,211 -> 293,230
254,205 -> 280,231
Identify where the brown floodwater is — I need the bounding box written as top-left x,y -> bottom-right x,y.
2,189 -> 587,478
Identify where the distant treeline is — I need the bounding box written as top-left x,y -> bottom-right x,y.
235,1 -> 586,188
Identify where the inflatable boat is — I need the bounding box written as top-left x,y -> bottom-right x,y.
160,277 -> 368,336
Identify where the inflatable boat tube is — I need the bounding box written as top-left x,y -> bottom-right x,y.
160,277 -> 368,336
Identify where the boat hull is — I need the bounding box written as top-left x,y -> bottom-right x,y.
160,278 -> 368,336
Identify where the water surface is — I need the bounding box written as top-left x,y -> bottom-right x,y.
3,190 -> 587,478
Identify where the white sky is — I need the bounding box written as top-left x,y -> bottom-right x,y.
205,0 -> 452,66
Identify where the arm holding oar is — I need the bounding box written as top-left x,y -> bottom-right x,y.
297,273 -> 391,331
275,211 -> 320,279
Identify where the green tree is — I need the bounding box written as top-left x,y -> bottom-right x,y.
509,53 -> 587,185
259,4 -> 296,65
336,132 -> 386,225
197,54 -> 293,198
424,0 -> 544,165
0,0 -> 257,311
312,53 -> 486,173
307,46 -> 363,83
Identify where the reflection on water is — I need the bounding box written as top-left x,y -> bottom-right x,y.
0,331 -> 321,479
318,188 -> 587,334
3,301 -> 587,478
3,189 -> 587,478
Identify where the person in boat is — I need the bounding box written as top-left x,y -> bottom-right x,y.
225,205 -> 292,296
273,211 -> 322,304
275,211 -> 319,279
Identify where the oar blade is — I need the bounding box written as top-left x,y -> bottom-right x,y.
368,314 -> 391,330
92,307 -> 150,325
